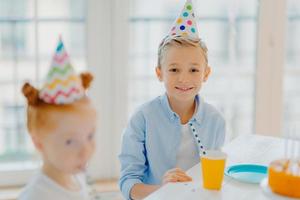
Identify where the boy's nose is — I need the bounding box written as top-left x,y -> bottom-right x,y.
178,71 -> 189,83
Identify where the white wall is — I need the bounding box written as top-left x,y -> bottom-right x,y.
86,0 -> 129,180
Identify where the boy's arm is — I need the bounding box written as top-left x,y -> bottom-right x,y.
119,110 -> 149,200
130,167 -> 192,199
119,109 -> 193,200
130,183 -> 160,200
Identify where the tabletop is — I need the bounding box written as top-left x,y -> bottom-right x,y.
144,134 -> 292,200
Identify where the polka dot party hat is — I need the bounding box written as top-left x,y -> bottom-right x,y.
168,0 -> 199,39
39,36 -> 84,104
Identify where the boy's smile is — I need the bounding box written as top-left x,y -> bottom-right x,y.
175,86 -> 195,93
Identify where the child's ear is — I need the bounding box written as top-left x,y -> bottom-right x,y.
32,135 -> 44,152
155,67 -> 163,82
203,66 -> 211,82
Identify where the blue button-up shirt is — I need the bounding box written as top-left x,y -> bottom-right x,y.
119,93 -> 225,199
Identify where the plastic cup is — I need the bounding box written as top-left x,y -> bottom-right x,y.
201,150 -> 227,190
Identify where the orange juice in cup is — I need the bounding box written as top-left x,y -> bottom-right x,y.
200,150 -> 227,190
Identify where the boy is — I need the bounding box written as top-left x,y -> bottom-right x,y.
119,0 -> 225,199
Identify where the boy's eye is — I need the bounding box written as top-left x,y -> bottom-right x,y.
191,68 -> 200,72
169,68 -> 178,72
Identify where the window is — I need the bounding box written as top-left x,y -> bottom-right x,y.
283,0 -> 300,130
0,0 -> 86,179
128,0 -> 258,140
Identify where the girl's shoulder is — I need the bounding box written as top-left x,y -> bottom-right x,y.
18,172 -> 47,200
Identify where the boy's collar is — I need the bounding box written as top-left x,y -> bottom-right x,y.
160,93 -> 204,124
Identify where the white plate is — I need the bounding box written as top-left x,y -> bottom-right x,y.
260,178 -> 300,200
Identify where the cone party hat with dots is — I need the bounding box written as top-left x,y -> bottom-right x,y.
39,37 -> 84,104
168,0 -> 199,39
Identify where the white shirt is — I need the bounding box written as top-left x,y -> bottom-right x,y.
175,123 -> 200,170
18,171 -> 90,200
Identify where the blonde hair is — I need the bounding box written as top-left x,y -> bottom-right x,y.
157,36 -> 208,68
22,72 -> 96,137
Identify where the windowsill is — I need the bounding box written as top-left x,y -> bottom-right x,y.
0,161 -> 40,187
0,161 -> 40,171
0,186 -> 22,200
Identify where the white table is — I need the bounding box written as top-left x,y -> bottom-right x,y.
145,134 -> 288,200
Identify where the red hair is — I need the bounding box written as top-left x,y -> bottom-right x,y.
22,72 -> 96,136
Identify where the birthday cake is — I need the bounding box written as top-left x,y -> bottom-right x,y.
268,159 -> 300,198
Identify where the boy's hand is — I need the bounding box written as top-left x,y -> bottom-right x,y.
162,168 -> 192,185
